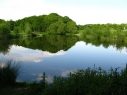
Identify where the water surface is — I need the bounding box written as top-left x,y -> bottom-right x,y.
0,36 -> 127,82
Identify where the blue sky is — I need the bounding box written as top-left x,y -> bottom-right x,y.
0,0 -> 127,24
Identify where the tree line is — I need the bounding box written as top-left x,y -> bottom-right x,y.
1,13 -> 127,41
0,13 -> 77,38
78,23 -> 127,42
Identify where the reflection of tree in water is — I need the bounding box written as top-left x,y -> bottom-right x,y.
80,37 -> 127,51
39,35 -> 78,52
8,35 -> 78,53
0,40 -> 11,55
1,35 -> 127,54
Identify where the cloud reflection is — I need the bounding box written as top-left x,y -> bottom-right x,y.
61,70 -> 74,77
0,62 -> 6,68
4,45 -> 66,62
115,47 -> 127,55
33,70 -> 75,83
122,51 -> 127,54
36,73 -> 53,83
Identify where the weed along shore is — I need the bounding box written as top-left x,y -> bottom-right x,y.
0,59 -> 127,95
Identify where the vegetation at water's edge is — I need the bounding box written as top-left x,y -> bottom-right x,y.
0,59 -> 127,95
78,24 -> 127,43
0,59 -> 22,87
0,13 -> 77,38
42,65 -> 127,95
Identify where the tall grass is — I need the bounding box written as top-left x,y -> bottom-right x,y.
0,59 -> 22,87
42,64 -> 127,95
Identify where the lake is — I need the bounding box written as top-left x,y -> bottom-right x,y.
0,35 -> 127,83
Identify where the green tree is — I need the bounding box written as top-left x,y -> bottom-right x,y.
25,22 -> 31,35
57,19 -> 66,34
66,21 -> 77,33
0,23 -> 10,38
7,20 -> 15,31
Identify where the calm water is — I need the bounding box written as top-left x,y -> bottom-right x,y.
0,35 -> 127,82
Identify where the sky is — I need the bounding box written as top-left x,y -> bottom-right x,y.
0,0 -> 127,25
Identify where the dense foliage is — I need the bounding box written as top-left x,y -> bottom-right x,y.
42,65 -> 127,95
0,13 -> 77,38
79,24 -> 127,42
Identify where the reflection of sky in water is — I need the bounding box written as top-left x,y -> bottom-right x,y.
2,45 -> 66,62
0,41 -> 127,82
